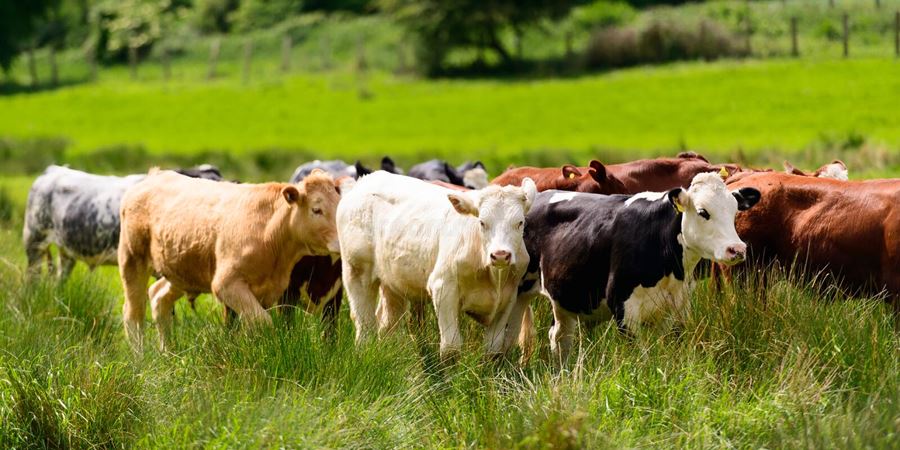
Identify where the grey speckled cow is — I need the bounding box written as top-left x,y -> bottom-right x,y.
408,159 -> 488,189
23,165 -> 223,279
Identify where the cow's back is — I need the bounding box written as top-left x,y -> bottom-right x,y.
26,166 -> 144,263
728,173 -> 900,294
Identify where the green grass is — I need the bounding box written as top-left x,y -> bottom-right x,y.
0,224 -> 897,448
1,58 -> 899,168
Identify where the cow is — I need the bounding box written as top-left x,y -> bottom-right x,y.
409,159 -> 489,189
491,153 -> 743,194
118,169 -> 341,352
515,173 -> 760,362
724,172 -> 900,308
337,171 -> 536,358
23,165 -> 223,280
290,160 -> 356,183
783,160 -> 848,180
354,156 -> 403,178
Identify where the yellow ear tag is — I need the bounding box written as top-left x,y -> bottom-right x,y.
674,201 -> 685,213
568,172 -> 576,179
719,167 -> 729,179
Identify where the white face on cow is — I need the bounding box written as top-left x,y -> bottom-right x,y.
447,178 -> 537,268
463,168 -> 489,190
669,173 -> 760,265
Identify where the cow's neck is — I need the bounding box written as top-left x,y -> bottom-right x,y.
264,206 -> 308,270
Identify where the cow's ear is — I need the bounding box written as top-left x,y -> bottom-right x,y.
381,156 -> 396,172
732,187 -> 761,211
783,161 -> 804,175
561,165 -> 581,180
282,186 -> 304,205
588,160 -> 607,183
473,161 -> 485,170
355,161 -> 371,177
668,188 -> 688,213
521,178 -> 537,213
448,193 -> 478,217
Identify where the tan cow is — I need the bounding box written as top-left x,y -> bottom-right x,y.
118,169 -> 341,351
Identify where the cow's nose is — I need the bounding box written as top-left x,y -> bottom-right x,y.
490,250 -> 511,265
725,243 -> 746,261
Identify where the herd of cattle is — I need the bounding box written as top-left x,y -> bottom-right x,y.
25,151 -> 898,361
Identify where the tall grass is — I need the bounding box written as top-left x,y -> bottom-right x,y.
0,227 -> 896,448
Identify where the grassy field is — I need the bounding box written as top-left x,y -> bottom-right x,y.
2,58 -> 900,168
0,222 -> 898,448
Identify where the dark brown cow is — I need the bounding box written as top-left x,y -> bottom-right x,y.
491,152 -> 743,194
725,172 -> 900,307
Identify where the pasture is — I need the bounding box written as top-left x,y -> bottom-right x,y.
2,1 -> 900,444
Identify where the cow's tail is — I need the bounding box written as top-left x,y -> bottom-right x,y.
23,182 -> 51,277
517,305 -> 536,362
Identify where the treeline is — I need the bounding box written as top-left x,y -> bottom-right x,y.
1,0 -> 696,77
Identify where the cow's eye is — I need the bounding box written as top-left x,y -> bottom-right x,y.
312,207 -> 323,215
517,221 -> 524,229
697,209 -> 710,220
479,220 -> 486,229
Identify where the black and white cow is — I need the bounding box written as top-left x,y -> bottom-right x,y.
512,173 -> 760,361
23,164 -> 223,279
354,156 -> 403,178
290,159 -> 356,183
408,159 -> 488,189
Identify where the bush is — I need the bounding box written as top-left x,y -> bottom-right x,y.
232,0 -> 305,32
193,0 -> 240,33
585,19 -> 746,69
570,0 -> 637,32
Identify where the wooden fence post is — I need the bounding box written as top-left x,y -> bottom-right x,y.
744,0 -> 752,55
281,35 -> 292,73
876,0 -> 881,9
242,39 -> 253,85
895,11 -> 899,57
320,36 -> 331,70
564,30 -> 573,58
207,38 -> 220,80
86,44 -> 97,81
27,45 -> 38,88
128,45 -> 138,80
355,36 -> 371,99
829,0 -> 835,8
842,12 -> 849,58
790,17 -> 799,56
49,47 -> 58,86
161,46 -> 171,82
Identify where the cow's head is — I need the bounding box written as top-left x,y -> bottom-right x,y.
446,178 -> 537,268
668,173 -> 761,265
459,161 -> 488,189
560,160 -> 626,194
282,169 -> 342,255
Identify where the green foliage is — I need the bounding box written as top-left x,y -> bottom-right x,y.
586,19 -> 747,69
232,0 -> 306,32
569,0 -> 637,31
193,0 -> 241,33
0,0 -> 59,72
0,189 -> 13,226
90,0 -> 187,62
381,0 -> 576,73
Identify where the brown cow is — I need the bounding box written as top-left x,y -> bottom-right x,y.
783,160 -> 848,180
119,169 -> 341,351
725,172 -> 899,307
491,152 -> 743,194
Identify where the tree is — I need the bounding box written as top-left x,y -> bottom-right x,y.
381,0 -> 575,73
0,0 -> 60,74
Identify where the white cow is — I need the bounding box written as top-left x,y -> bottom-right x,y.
337,171 -> 536,357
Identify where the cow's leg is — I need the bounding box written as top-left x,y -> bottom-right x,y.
378,286 -> 409,335
23,227 -> 48,278
428,276 -> 462,358
343,260 -> 379,344
57,251 -> 76,282
501,292 -> 536,357
120,251 -> 151,353
549,300 -> 577,365
321,286 -> 342,340
212,274 -> 271,327
149,278 -> 184,352
484,292 -> 519,358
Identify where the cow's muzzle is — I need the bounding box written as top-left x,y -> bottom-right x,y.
721,243 -> 747,265
490,250 -> 512,267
